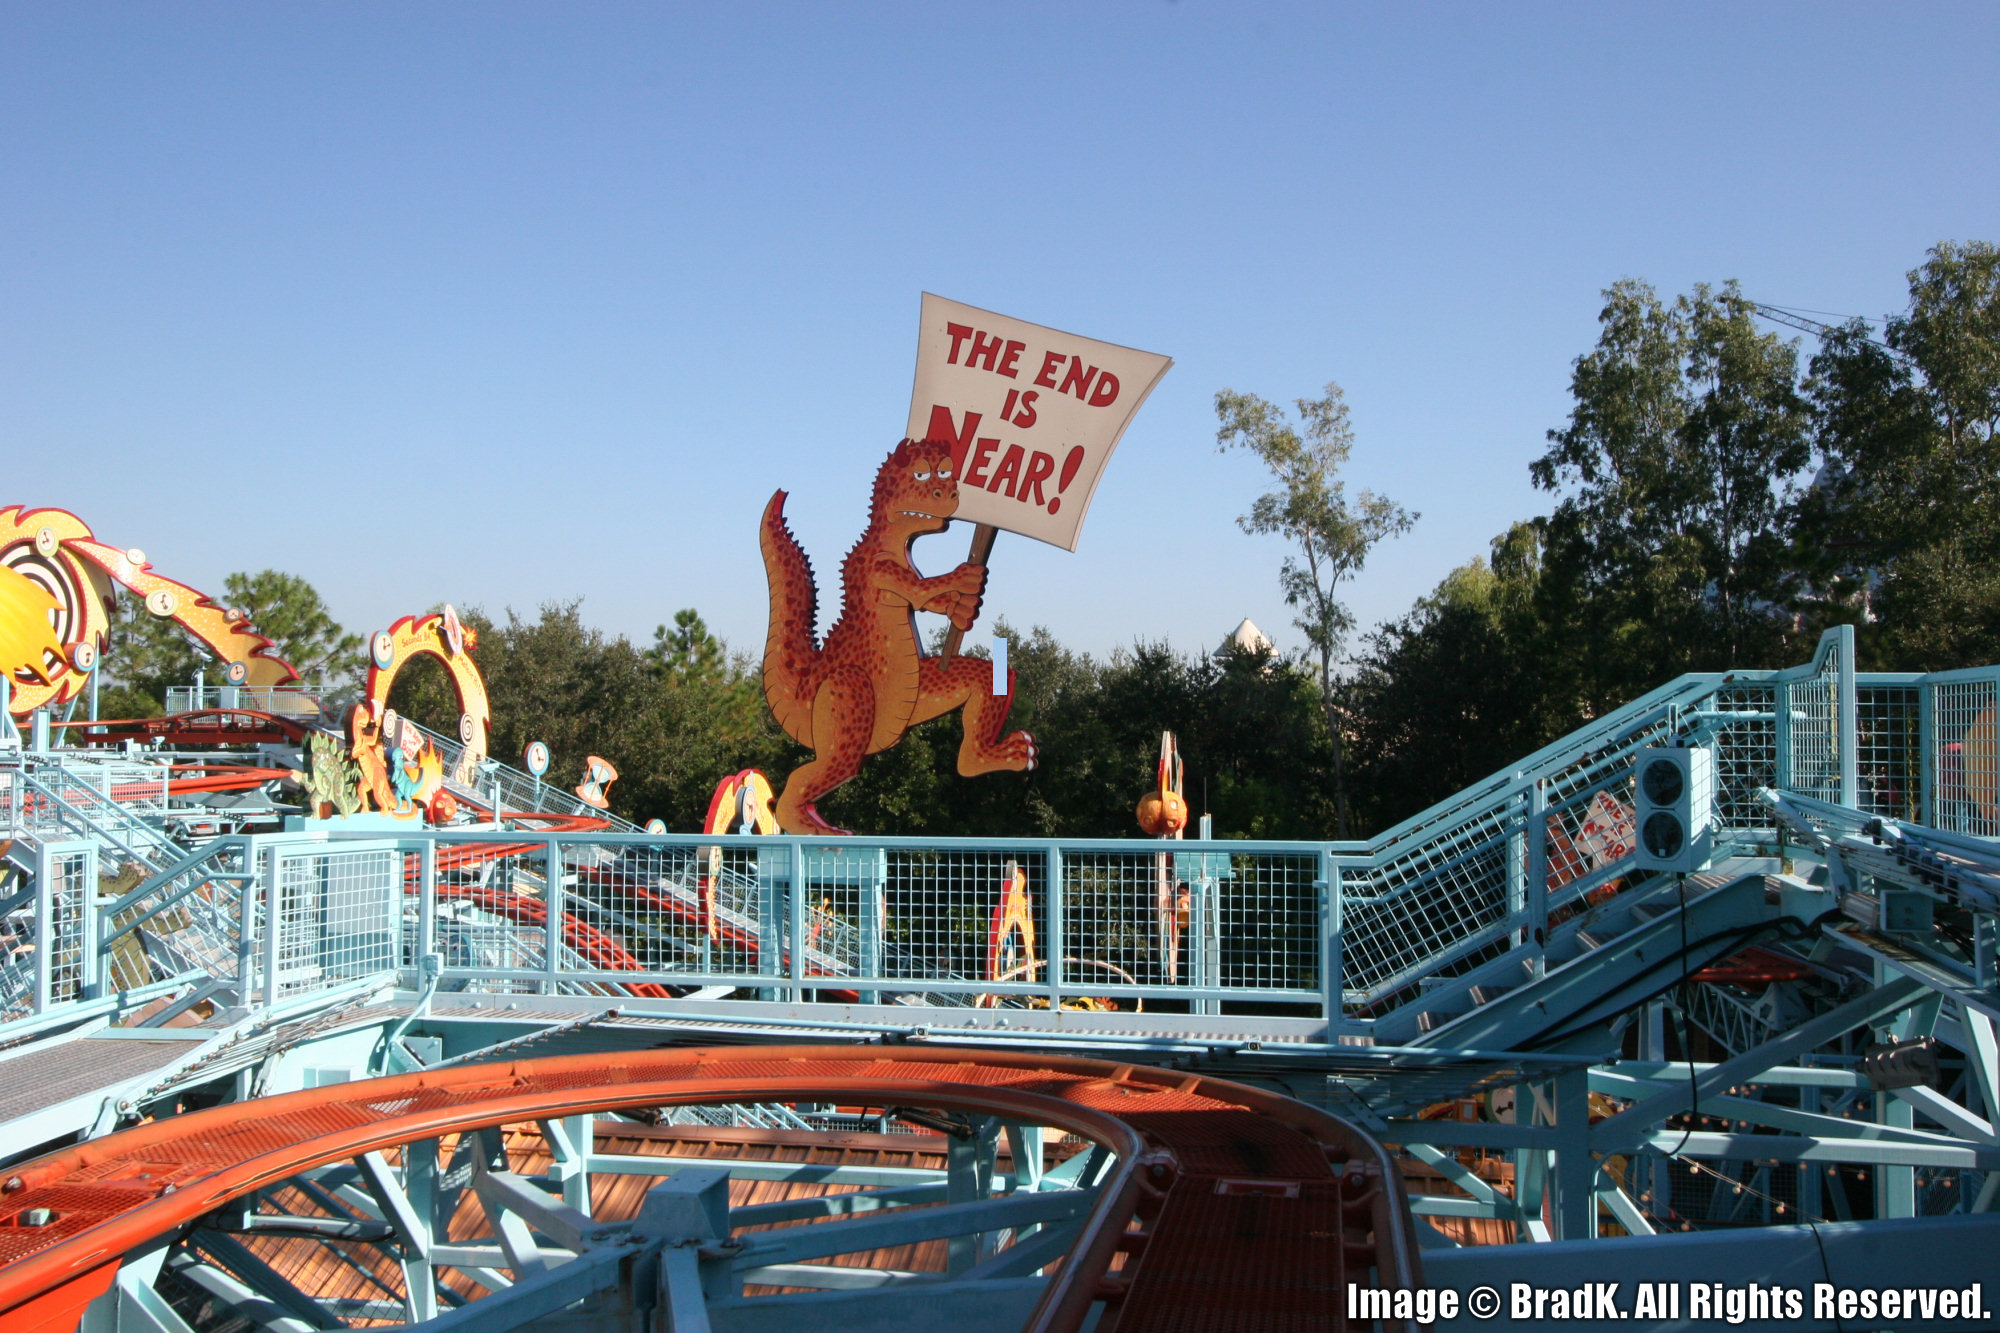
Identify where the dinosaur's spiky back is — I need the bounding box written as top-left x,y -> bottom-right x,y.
759,491 -> 822,746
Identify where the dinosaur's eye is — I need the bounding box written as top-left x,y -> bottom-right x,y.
937,462 -> 954,480
913,467 -> 932,481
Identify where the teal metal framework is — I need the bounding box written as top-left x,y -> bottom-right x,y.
3,625 -> 1999,1329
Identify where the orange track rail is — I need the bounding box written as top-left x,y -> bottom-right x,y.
0,1044 -> 1421,1333
52,710 -> 312,748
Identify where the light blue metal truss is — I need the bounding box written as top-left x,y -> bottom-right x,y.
74,1108 -> 1112,1333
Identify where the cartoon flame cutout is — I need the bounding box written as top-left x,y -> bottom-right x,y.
1,506 -> 298,717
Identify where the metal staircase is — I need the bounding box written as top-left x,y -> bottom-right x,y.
1385,866 -> 1784,1052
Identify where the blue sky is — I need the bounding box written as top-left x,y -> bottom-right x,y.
5,4 -> 1996,673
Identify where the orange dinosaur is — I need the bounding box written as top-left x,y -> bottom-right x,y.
761,437 -> 1038,834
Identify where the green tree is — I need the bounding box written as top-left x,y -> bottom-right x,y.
1795,241 -> 2000,668
648,609 -> 728,685
806,621 -> 1337,840
1216,381 -> 1415,836
1531,279 -> 1810,706
399,600 -> 789,830
1347,522 -> 1572,832
223,570 -> 365,687
102,593 -> 204,707
101,568 -> 362,709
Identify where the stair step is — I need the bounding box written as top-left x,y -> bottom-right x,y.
1467,983 -> 1517,1006
1417,1007 -> 1469,1033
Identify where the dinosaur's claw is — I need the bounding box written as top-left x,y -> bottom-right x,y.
796,802 -> 852,837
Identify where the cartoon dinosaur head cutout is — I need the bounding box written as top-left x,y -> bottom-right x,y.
869,438 -> 962,545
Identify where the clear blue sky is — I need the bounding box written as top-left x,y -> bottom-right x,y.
5,4 -> 1996,672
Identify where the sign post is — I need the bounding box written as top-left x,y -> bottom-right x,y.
905,294 -> 1171,656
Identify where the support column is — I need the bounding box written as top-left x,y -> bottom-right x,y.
1874,975 -> 1940,1220
405,1137 -> 439,1324
1553,1067 -> 1595,1239
756,844 -> 787,1003
856,848 -> 885,1005
1640,1001 -> 1668,1221
1320,852 -> 1343,1029
947,1118 -> 1000,1274
1526,782 -> 1549,978
416,839 -> 437,971
542,1114 -> 593,1216
1045,847 -> 1065,1011
543,838 -> 562,995
261,843 -> 283,1007
1836,624 -> 1859,809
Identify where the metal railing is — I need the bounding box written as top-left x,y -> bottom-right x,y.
163,684 -> 335,719
6,627 -> 2000,1039
2,755 -> 184,876
402,717 -> 643,831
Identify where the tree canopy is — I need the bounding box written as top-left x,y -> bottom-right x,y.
1347,240 -> 2000,829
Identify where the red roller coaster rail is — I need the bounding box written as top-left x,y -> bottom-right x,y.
0,1044 -> 1421,1333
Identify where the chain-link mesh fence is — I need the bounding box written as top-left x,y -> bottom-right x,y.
1930,676 -> 1998,837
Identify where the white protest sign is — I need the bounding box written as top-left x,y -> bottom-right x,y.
905,294 -> 1172,552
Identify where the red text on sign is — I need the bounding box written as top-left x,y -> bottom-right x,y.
946,323 -> 1026,378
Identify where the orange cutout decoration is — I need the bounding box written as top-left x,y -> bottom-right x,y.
576,755 -> 619,810
1137,731 -> 1189,837
2,506 -> 299,718
759,439 -> 1038,835
987,864 -> 1037,985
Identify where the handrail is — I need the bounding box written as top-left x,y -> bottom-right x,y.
7,766 -> 174,872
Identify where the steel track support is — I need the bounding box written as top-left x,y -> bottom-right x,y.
184,1230 -> 341,1331
80,1240 -> 186,1333
402,1135 -> 441,1321
167,1253 -> 319,1333
541,1113 -> 594,1214
1551,1067 -> 1593,1239
1513,1083 -> 1553,1244
354,1147 -> 436,1322
947,1116 -> 1002,1273
1592,977 -> 1927,1153
1876,970 -> 1942,1218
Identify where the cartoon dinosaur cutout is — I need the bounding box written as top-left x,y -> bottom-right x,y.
760,437 -> 1037,835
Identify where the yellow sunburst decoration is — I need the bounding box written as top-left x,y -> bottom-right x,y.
0,563 -> 65,687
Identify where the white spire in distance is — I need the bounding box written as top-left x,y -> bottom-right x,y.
1221,617 -> 1274,657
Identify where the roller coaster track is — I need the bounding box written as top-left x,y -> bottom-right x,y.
0,1045 -> 1421,1333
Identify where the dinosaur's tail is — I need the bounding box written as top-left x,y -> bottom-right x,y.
760,490 -> 820,747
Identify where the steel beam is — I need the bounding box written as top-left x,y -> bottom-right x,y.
1592,978 -> 1925,1152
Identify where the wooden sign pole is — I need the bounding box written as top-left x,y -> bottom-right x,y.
938,523 -> 999,660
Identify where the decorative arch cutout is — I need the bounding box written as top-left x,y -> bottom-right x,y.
363,611 -> 490,786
